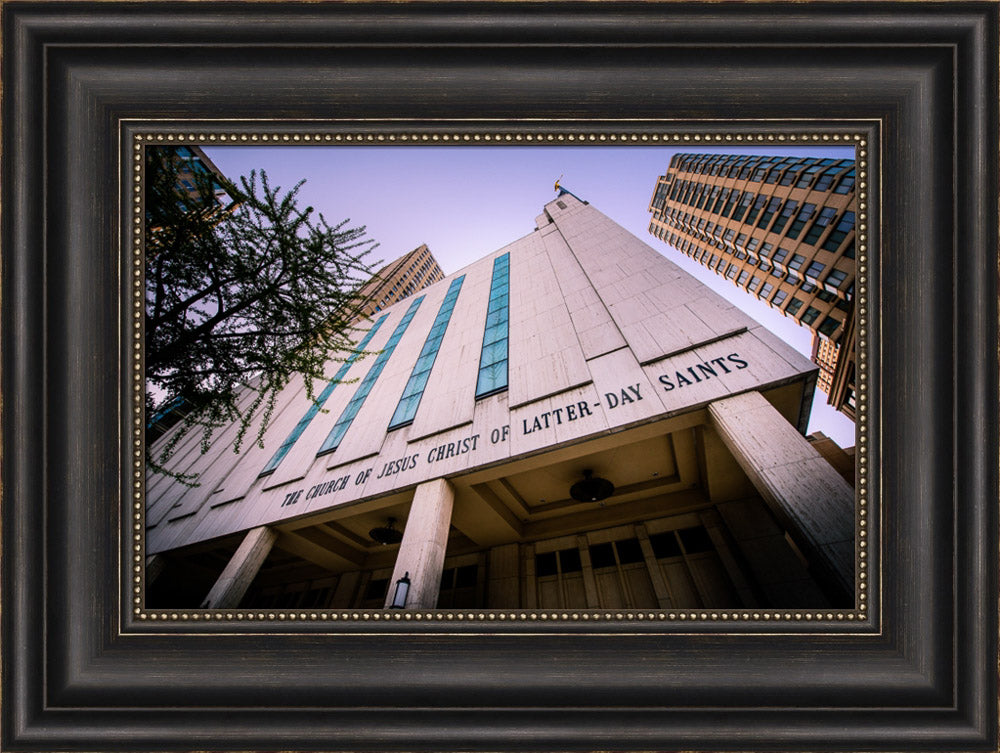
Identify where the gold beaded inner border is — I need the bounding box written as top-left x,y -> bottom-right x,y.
129,128 -> 872,627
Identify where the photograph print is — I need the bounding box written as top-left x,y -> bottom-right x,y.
144,139 -> 861,614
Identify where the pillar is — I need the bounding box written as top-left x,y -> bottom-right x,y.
576,535 -> 601,608
487,543 -> 521,607
384,478 -> 455,609
707,391 -> 855,604
697,509 -> 759,607
331,571 -> 361,609
635,524 -> 674,609
145,554 -> 166,585
200,525 -> 277,608
521,543 -> 537,609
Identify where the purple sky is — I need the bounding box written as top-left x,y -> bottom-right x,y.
204,144 -> 856,448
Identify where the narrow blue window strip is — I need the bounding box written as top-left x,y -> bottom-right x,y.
475,253 -> 510,398
388,275 -> 465,429
318,295 -> 425,454
259,313 -> 390,476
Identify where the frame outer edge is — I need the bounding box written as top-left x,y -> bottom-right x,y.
2,3 -> 48,748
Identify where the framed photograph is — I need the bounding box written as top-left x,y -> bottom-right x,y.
3,3 -> 996,752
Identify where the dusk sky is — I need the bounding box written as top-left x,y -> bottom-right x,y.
204,144 -> 856,448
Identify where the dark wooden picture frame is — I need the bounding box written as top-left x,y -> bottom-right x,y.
3,2 -> 997,751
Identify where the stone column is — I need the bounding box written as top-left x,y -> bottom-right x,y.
487,543 -> 521,607
707,391 -> 855,604
521,544 -> 537,609
145,554 -> 166,586
576,535 -> 601,608
635,524 -> 674,609
200,525 -> 277,609
384,478 -> 455,609
331,571 -> 361,609
698,509 -> 759,607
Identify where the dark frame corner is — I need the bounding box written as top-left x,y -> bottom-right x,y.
2,2 -> 997,751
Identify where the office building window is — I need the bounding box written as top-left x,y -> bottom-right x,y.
764,161 -> 788,183
476,253 -> 511,398
803,206 -> 838,245
786,297 -> 804,316
317,296 -> 425,454
756,196 -> 783,229
818,314 -> 842,338
720,189 -> 739,217
785,203 -> 816,239
779,163 -> 806,186
804,260 -> 825,282
770,199 -> 799,235
651,182 -> 670,210
712,187 -> 731,214
260,313 -> 390,476
824,268 -> 848,292
822,211 -> 856,251
745,194 -> 769,225
731,192 -> 755,222
834,169 -> 856,194
706,186 -> 722,212
795,163 -> 824,188
388,275 -> 466,429
696,183 -> 710,209
812,165 -> 844,192
801,306 -> 821,326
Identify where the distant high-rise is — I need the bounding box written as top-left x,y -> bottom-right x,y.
811,335 -> 839,396
647,152 -> 857,419
353,243 -> 444,320
169,145 -> 238,214
146,146 -> 240,442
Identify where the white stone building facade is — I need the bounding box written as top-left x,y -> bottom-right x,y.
146,192 -> 855,611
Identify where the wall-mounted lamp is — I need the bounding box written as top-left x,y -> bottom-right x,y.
390,572 -> 411,609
